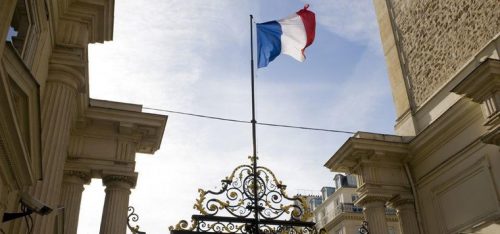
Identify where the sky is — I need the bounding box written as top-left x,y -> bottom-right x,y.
78,0 -> 396,233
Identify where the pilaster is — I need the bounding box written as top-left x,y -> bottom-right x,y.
24,41 -> 86,234
60,170 -> 91,234
389,196 -> 420,234
99,174 -> 137,234
358,197 -> 390,234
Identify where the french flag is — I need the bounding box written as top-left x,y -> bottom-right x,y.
257,5 -> 316,68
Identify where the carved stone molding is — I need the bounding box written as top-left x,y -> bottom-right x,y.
55,20 -> 89,47
387,194 -> 415,209
481,127 -> 500,146
102,174 -> 137,189
355,194 -> 391,207
452,59 -> 500,145
63,170 -> 91,184
325,132 -> 409,173
48,0 -> 114,44
47,62 -> 86,92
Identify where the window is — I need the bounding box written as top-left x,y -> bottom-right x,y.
10,0 -> 31,53
346,174 -> 357,187
388,227 -> 395,234
351,194 -> 359,202
334,176 -> 341,189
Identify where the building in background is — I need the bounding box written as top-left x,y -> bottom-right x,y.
325,0 -> 499,233
0,0 -> 167,234
311,174 -> 400,234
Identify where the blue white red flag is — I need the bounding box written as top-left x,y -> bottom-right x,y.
256,5 -> 316,68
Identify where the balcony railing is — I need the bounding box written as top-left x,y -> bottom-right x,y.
335,203 -> 363,215
335,203 -> 397,216
316,203 -> 398,227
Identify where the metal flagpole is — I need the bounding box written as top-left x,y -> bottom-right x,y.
249,14 -> 260,234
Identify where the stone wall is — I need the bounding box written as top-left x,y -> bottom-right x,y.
389,0 -> 500,107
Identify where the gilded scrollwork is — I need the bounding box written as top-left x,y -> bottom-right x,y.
170,157 -> 321,233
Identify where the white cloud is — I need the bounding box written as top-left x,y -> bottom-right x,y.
306,0 -> 382,50
89,0 -> 252,108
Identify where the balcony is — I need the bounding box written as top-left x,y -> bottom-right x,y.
335,203 -> 397,216
315,202 -> 398,228
335,203 -> 363,215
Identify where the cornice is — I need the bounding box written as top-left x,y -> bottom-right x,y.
324,132 -> 410,173
451,59 -> 500,136
49,0 -> 114,44
83,99 -> 168,154
481,125 -> 500,146
451,59 -> 500,103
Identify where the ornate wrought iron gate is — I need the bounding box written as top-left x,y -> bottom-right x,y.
168,158 -> 325,233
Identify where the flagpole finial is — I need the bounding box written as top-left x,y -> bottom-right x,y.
304,4 -> 310,10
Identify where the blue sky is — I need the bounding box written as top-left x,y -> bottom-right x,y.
79,1 -> 396,233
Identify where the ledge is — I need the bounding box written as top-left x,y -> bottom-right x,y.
451,59 -> 500,103
51,0 -> 115,43
82,99 -> 167,154
324,132 -> 410,173
90,99 -> 142,112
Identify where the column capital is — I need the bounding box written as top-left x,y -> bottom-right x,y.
355,194 -> 390,207
63,170 -> 91,185
388,194 -> 415,209
48,50 -> 86,92
355,182 -> 397,207
388,195 -> 420,234
102,174 -> 137,189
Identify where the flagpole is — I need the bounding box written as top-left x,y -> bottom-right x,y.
249,14 -> 260,233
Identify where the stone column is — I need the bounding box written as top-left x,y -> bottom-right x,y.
60,171 -> 91,234
361,199 -> 389,234
392,200 -> 419,234
99,175 -> 136,234
24,62 -> 84,234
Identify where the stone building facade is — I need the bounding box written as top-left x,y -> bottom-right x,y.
325,0 -> 499,234
0,0 -> 167,234
312,174 -> 401,234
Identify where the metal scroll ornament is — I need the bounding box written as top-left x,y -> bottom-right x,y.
358,221 -> 369,234
128,206 -> 146,234
169,157 -> 326,233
